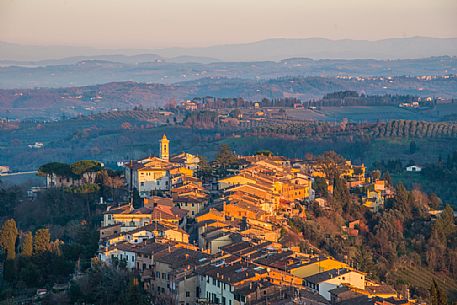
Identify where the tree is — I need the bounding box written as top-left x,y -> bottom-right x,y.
333,177 -> 351,214
215,144 -> 238,168
70,160 -> 102,176
0,219 -> 18,260
430,279 -> 447,305
38,162 -> 74,178
33,228 -> 50,254
383,171 -> 392,186
371,170 -> 381,181
197,156 -> 212,181
393,183 -> 411,219
429,193 -> 442,210
409,140 -> 417,154
312,177 -> 328,197
70,264 -> 149,305
354,246 -> 375,274
121,277 -> 150,305
21,231 -> 33,257
316,151 -> 348,180
433,205 -> 456,240
255,150 -> 273,157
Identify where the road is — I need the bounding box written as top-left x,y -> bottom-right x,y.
0,171 -> 38,177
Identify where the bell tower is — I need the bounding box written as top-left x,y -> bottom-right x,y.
160,134 -> 170,161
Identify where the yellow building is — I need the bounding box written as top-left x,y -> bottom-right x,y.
218,175 -> 256,190
160,134 -> 170,161
103,205 -> 153,231
289,257 -> 349,279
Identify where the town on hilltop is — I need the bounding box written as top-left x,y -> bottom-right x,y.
1,133 -> 454,305
32,133 -> 432,305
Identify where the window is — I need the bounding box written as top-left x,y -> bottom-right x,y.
132,256 -> 134,262
186,291 -> 190,297
141,182 -> 144,186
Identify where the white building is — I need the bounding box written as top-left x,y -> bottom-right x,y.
406,165 -> 422,172
304,268 -> 365,300
197,261 -> 268,305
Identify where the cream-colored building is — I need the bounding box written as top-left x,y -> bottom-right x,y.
304,268 -> 365,300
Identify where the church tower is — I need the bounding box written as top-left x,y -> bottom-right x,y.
160,134 -> 170,161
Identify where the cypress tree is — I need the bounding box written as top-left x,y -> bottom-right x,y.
33,228 -> 50,254
0,219 -> 18,260
21,231 -> 33,257
430,279 -> 447,305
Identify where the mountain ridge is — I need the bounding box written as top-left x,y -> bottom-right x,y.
2,37 -> 457,62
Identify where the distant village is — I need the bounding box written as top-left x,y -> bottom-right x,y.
35,134 -> 426,305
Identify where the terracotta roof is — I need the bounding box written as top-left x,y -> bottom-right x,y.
154,247 -> 210,269
196,261 -> 267,285
305,268 -> 352,284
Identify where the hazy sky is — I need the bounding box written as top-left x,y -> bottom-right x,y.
1,0 -> 456,48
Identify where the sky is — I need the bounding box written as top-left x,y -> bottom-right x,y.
0,0 -> 456,49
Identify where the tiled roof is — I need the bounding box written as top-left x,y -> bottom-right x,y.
305,268 -> 352,284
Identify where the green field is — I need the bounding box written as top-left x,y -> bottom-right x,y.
287,103 -> 457,123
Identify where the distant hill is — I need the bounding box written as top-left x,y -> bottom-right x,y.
2,37 -> 457,63
1,75 -> 456,119
154,37 -> 457,61
0,56 -> 456,89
